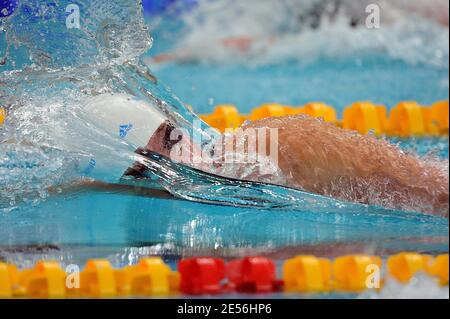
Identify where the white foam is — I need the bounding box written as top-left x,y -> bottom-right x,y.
158,0 -> 449,67
359,273 -> 449,299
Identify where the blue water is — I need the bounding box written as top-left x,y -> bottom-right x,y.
1,54 -> 448,265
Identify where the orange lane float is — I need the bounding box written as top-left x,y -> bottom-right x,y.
201,100 -> 449,137
0,252 -> 447,298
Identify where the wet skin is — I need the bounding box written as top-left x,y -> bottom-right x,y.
73,115 -> 448,217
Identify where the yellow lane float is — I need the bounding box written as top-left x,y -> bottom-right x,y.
0,253 -> 447,298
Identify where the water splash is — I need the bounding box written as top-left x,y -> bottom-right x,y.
148,0 -> 449,67
0,0 -> 214,210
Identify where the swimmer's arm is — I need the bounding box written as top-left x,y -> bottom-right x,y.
50,179 -> 174,200
245,116 -> 449,216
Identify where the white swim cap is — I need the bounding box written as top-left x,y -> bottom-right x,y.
78,93 -> 168,179
82,93 -> 167,149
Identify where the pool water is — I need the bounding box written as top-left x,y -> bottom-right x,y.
2,44 -> 449,266
0,0 -> 449,298
150,56 -> 449,115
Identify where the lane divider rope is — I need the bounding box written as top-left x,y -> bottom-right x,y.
200,100 -> 449,137
0,252 -> 448,298
2,101 -> 448,137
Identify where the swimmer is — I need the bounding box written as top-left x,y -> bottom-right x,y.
73,94 -> 448,217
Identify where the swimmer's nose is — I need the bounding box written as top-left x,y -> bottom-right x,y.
145,121 -> 183,158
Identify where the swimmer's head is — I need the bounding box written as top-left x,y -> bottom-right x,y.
82,93 -> 168,149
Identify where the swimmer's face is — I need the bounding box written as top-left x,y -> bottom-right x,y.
145,121 -> 182,158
